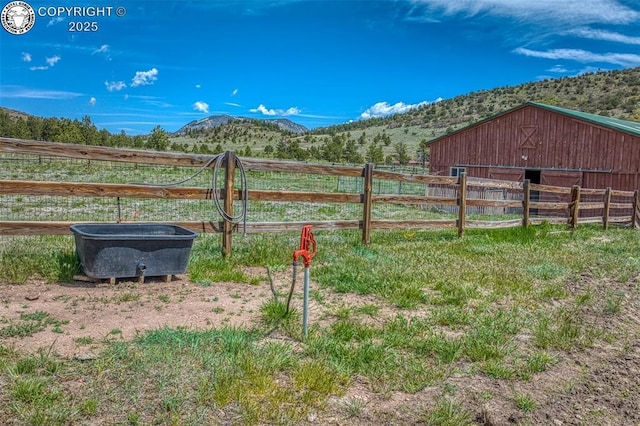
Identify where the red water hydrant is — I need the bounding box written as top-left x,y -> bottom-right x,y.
292,225 -> 316,338
293,225 -> 316,268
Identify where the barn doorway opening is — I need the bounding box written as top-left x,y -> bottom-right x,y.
524,169 -> 541,185
525,169 -> 541,215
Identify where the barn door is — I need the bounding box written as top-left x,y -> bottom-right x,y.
540,171 -> 583,217
541,171 -> 582,188
489,169 -> 524,182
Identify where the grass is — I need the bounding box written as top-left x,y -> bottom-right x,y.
1,224 -> 640,423
0,311 -> 67,338
513,391 -> 537,412
424,396 -> 474,426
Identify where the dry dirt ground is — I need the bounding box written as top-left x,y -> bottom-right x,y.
1,270 -> 639,425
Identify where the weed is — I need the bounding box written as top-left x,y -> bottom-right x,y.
524,350 -> 557,375
513,391 -> 536,412
604,289 -> 625,315
113,292 -> 141,304
481,359 -> 517,379
74,337 -> 94,345
80,399 -> 99,415
424,397 -> 474,426
357,304 -> 380,316
0,311 -> 66,338
342,396 -> 367,418
260,299 -> 299,329
0,321 -> 45,338
533,306 -> 599,350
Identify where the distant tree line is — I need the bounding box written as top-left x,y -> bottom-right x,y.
0,111 -> 172,151
263,132 -> 416,165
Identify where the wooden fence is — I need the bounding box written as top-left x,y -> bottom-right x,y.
0,137 -> 638,255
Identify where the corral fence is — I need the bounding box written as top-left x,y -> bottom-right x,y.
0,137 -> 638,256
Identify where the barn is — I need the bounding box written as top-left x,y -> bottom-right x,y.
427,102 -> 640,191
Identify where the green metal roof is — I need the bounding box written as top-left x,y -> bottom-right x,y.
527,101 -> 640,138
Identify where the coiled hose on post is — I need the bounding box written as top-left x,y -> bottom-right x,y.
128,152 -> 248,234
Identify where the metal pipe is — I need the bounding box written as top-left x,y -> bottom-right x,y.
303,266 -> 310,338
286,261 -> 297,314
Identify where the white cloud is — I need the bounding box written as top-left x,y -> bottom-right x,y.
193,101 -> 209,113
105,80 -> 127,92
225,102 -> 241,107
195,84 -> 201,89
29,55 -> 61,70
514,47 -> 640,67
251,104 -> 277,116
284,106 -> 301,115
0,86 -> 83,99
547,65 -> 568,73
564,28 -> 640,45
92,44 -> 110,54
360,99 -> 441,119
410,0 -> 639,26
89,97 -> 97,107
250,104 -> 301,116
45,55 -> 61,67
231,88 -> 238,96
47,16 -> 64,27
131,68 -> 158,87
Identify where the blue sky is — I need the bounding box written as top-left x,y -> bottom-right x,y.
1,0 -> 640,134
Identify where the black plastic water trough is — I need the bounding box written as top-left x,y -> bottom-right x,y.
70,223 -> 197,280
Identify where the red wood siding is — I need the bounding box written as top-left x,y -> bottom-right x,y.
429,104 -> 640,191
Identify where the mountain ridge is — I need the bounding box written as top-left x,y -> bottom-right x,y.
174,115 -> 308,135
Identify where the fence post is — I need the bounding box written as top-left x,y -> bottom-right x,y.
570,185 -> 581,229
522,179 -> 530,228
222,151 -> 236,257
362,163 -> 374,245
457,172 -> 467,237
603,187 -> 611,230
632,190 -> 639,229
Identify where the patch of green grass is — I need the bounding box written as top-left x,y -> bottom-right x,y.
0,236 -> 79,283
112,292 -> 141,304
462,308 -> 522,362
0,311 -> 66,338
341,396 -> 367,418
356,304 -> 380,316
480,359 -> 517,379
74,337 -> 95,345
514,350 -> 554,382
533,305 -> 600,350
527,262 -> 570,280
424,396 -> 474,426
2,349 -> 74,425
513,391 -> 536,412
604,289 -> 625,315
431,305 -> 471,328
0,321 -> 45,338
260,299 -> 298,329
20,311 -> 50,322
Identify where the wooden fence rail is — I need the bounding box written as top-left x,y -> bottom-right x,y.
1,137 -> 639,255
